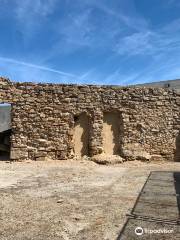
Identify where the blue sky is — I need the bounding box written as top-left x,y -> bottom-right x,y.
0,0 -> 180,85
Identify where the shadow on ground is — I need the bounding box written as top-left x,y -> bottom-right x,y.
117,171 -> 180,240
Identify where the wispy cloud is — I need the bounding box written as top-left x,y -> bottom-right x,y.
115,26 -> 180,57
0,61 -> 80,84
15,0 -> 57,19
91,0 -> 148,31
48,0 -> 148,56
58,9 -> 93,50
103,15 -> 180,85
1,0 -> 180,85
0,56 -> 100,84
14,0 -> 58,41
103,51 -> 180,86
78,69 -> 95,81
115,31 -> 155,56
0,56 -> 76,77
134,52 -> 180,83
165,0 -> 180,7
103,69 -> 140,85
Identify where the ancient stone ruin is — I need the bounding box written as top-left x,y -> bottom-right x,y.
0,77 -> 179,162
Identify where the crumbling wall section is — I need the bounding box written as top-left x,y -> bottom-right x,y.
0,77 -> 179,161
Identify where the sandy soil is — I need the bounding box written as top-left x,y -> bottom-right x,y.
0,160 -> 180,240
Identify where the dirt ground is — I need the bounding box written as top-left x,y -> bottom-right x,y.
0,160 -> 180,240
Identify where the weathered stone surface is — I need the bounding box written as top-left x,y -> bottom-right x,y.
0,77 -> 179,162
35,156 -> 52,161
150,155 -> 166,161
122,149 -> 151,161
91,154 -> 124,164
122,144 -> 151,161
10,148 -> 28,160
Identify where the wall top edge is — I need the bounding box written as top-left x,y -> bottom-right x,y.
0,76 -> 179,94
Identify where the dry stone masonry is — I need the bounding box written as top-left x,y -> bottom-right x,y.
0,77 -> 179,162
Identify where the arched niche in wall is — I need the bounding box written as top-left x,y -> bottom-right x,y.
102,111 -> 122,155
0,103 -> 11,160
175,131 -> 180,162
73,112 -> 89,157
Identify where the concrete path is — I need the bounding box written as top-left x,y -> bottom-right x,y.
118,171 -> 180,239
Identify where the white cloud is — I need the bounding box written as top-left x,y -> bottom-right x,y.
58,9 -> 93,49
1,0 -> 180,85
94,2 -> 147,31
115,31 -> 155,56
137,54 -> 180,82
103,68 -> 141,85
165,0 -> 180,7
15,0 -> 57,19
0,56 -> 102,84
162,18 -> 180,33
0,56 -> 76,77
0,56 -> 79,84
14,0 -> 58,41
77,68 -> 103,85
50,0 -> 148,56
115,27 -> 180,57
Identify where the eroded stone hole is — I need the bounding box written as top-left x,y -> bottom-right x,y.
175,132 -> 180,162
73,113 -> 89,157
102,112 -> 120,155
0,103 -> 11,160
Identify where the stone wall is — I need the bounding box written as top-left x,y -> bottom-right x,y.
0,77 -> 179,162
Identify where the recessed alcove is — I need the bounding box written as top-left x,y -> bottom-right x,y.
102,112 -> 121,155
73,113 -> 89,157
175,132 -> 180,162
0,103 -> 11,160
